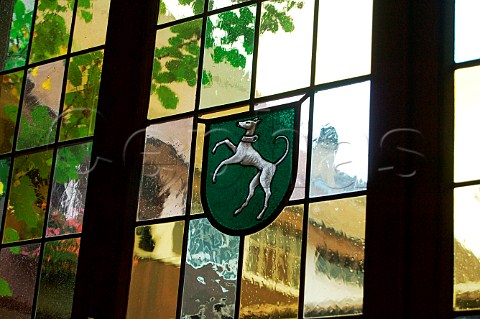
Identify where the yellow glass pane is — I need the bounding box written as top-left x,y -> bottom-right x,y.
127,222 -> 184,319
240,205 -> 303,319
304,197 -> 365,317
454,186 -> 480,311
315,0 -> 372,84
71,0 -> 111,52
454,66 -> 480,182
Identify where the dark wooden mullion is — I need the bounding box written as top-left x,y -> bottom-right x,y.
71,0 -> 159,317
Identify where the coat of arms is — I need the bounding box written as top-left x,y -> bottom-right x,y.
201,104 -> 300,235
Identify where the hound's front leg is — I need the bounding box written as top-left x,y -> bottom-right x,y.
212,139 -> 236,154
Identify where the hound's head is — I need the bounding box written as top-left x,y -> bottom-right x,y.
237,118 -> 261,131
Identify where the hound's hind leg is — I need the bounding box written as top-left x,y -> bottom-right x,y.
234,171 -> 260,216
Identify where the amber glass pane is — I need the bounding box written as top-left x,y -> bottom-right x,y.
3,150 -> 53,243
59,50 -> 103,141
180,218 -> 240,318
47,142 -> 92,237
71,0 -> 111,52
454,186 -> 480,310
192,123 -> 205,215
315,0 -> 372,84
240,205 -> 303,318
304,197 -> 365,317
199,5 -> 256,108
148,19 -> 202,119
16,61 -> 65,150
35,238 -> 80,319
310,82 -> 369,197
0,244 -> 40,318
454,66 -> 480,182
455,0 -> 480,63
255,0 -> 314,98
137,118 -> 193,220
0,158 -> 11,226
29,0 -> 75,64
0,0 -> 35,71
0,71 -> 23,154
158,0 -> 204,25
127,222 -> 185,319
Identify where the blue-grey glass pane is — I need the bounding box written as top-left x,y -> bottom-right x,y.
137,118 -> 193,220
0,244 -> 40,319
310,82 -> 370,197
455,0 -> 480,63
199,5 -> 256,109
304,197 -> 365,317
181,218 -> 240,318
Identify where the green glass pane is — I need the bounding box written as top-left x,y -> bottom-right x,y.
199,5 -> 256,109
0,0 -> 35,71
239,205 -> 303,319
454,66 -> 480,182
47,142 -> 92,237
148,19 -> 202,119
29,0 -> 75,64
59,50 -> 103,141
35,238 -> 80,319
181,218 -> 240,318
127,222 -> 184,319
137,118 -> 193,220
310,82 -> 370,197
255,0 -> 313,98
158,0 -> 204,25
0,244 -> 40,318
455,0 -> 480,63
16,60 -> 65,150
454,186 -> 480,311
0,158 -> 11,227
304,197 -> 365,317
71,0 -> 111,52
3,150 -> 53,243
315,0 -> 372,84
0,71 -> 23,154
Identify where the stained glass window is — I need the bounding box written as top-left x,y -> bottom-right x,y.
126,0 -> 372,317
0,0 -> 110,317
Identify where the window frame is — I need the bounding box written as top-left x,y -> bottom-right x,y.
66,0 -> 465,318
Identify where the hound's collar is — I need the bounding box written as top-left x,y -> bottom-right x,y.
241,135 -> 258,143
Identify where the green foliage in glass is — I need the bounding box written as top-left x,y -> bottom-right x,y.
151,0 -> 303,110
5,0 -> 34,70
0,71 -> 23,154
0,278 -> 13,297
60,50 -> 103,141
0,158 -> 11,202
16,105 -> 57,150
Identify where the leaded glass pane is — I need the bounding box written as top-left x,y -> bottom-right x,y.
71,0 -> 111,52
0,158 -> 11,226
455,0 -> 480,63
0,71 -> 23,154
158,0 -> 204,26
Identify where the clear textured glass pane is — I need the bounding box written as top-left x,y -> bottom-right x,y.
304,197 -> 365,317
16,60 -> 65,150
0,244 -> 40,318
47,142 -> 92,237
0,71 -> 23,154
454,66 -> 480,182
148,19 -> 202,119
3,150 -> 53,243
454,185 -> 480,311
137,118 -> 193,220
199,5 -> 256,109
29,0 -> 75,64
158,0 -> 204,25
455,0 -> 480,63
310,82 -> 370,197
0,0 -> 35,71
181,218 -> 240,318
35,238 -> 80,319
240,205 -> 303,318
127,222 -> 185,319
255,0 -> 314,98
59,50 -> 104,141
291,98 -> 309,200
209,0 -> 249,11
71,0 -> 111,52
0,158 -> 11,226
315,0 -> 372,84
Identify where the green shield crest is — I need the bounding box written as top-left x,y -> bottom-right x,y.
201,104 -> 299,235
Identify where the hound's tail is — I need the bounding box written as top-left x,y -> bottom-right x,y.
274,135 -> 289,166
